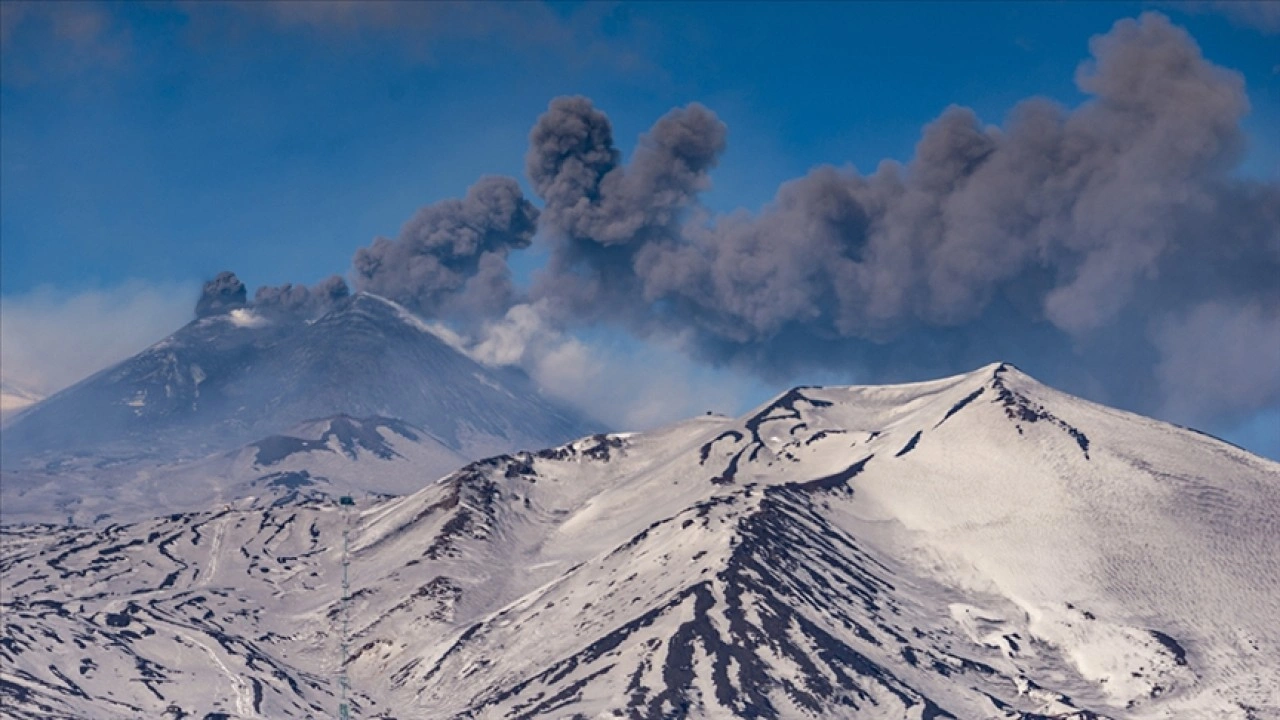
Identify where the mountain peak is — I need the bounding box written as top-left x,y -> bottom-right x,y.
766,362 -> 1036,422
724,361 -> 1092,488
1,290 -> 599,483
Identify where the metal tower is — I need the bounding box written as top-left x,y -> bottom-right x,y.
338,494 -> 354,719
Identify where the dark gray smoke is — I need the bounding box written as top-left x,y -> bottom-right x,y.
528,97 -> 725,246
351,175 -> 538,319
253,275 -> 350,318
195,272 -> 349,321
526,97 -> 727,327
195,271 -> 248,318
194,12 -> 1278,434
194,177 -> 538,324
522,12 -> 1279,424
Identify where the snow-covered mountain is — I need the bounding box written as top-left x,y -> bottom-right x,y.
0,414 -> 468,525
1,292 -> 594,467
0,292 -> 597,523
2,364 -> 1278,719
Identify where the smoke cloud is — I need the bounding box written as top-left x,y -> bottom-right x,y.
509,12 -> 1278,424
187,12 -> 1277,437
193,271 -> 350,322
469,300 -> 773,430
194,271 -> 248,318
531,13 -> 1257,337
191,176 -> 539,324
253,275 -> 350,318
352,175 -> 539,320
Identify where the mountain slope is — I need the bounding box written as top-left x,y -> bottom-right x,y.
2,364 -> 1277,719
0,414 -> 468,525
0,292 -> 598,523
1,293 -> 595,466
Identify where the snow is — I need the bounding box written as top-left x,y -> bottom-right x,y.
1,292 -> 597,522
355,292 -> 471,350
2,363 -> 1278,718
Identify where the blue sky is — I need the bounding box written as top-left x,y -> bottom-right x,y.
1,1 -> 1277,454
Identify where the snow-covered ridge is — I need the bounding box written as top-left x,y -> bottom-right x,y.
3,364 -> 1277,719
333,292 -> 474,353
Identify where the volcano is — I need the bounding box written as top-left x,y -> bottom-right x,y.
3,364 -> 1276,718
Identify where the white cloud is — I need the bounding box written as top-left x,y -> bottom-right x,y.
470,302 -> 550,368
0,280 -> 194,397
470,302 -> 773,431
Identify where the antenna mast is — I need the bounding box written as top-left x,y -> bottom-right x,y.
338,494 -> 355,719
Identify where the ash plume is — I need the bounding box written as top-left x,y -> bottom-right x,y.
191,12 -> 1278,433
253,275 -> 350,318
352,175 -> 538,320
192,177 -> 538,326
528,97 -> 725,246
194,271 -> 248,318
518,12 -> 1279,422
526,97 -> 726,326
194,272 -> 350,321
